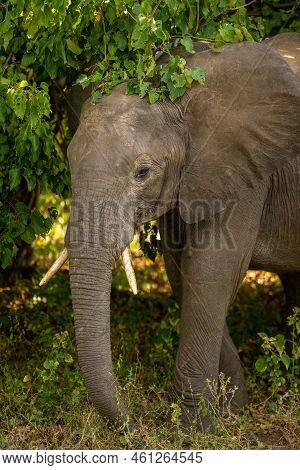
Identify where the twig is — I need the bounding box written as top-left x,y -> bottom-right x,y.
194,1 -> 200,35
229,0 -> 258,11
148,0 -> 162,18
170,35 -> 215,42
100,8 -> 107,64
2,51 -> 12,76
125,9 -> 138,22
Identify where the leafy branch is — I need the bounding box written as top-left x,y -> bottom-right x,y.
0,0 -> 298,268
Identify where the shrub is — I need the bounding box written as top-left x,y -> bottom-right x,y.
255,307 -> 300,397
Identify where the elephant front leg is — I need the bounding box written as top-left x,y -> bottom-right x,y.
174,297 -> 248,431
174,274 -> 230,432
174,191 -> 267,432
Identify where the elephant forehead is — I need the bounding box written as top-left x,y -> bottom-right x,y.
82,102 -> 143,126
68,115 -> 170,177
75,117 -> 166,153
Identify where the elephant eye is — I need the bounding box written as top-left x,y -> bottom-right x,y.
135,165 -> 150,179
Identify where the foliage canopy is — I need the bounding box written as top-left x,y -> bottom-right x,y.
0,0 -> 299,268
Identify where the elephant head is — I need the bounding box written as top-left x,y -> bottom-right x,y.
41,39 -> 300,427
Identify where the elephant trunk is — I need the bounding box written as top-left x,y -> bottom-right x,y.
67,208 -> 129,425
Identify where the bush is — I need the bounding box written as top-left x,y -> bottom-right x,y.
255,308 -> 300,397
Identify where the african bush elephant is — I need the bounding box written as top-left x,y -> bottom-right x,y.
43,32 -> 300,431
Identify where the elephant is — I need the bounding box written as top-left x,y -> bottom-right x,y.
41,32 -> 300,432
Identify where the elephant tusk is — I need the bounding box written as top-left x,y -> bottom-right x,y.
39,248 -> 68,286
121,246 -> 137,295
39,246 -> 138,294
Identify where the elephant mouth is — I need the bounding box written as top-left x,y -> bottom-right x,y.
135,199 -> 171,225
134,206 -> 156,225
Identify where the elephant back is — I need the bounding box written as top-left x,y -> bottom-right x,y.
264,32 -> 300,78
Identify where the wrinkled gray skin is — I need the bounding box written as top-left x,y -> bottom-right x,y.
65,33 -> 300,431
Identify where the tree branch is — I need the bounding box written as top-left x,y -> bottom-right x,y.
2,51 -> 12,76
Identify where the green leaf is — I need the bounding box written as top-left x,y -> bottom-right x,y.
171,72 -> 186,88
258,332 -> 268,340
91,90 -> 101,101
0,77 -> 10,86
10,90 -> 27,119
66,39 -> 82,55
0,143 -> 9,158
20,225 -> 35,244
180,36 -> 194,53
234,27 -> 244,42
141,0 -> 152,15
21,53 -> 35,67
16,202 -> 29,217
18,80 -> 28,88
31,211 -> 45,235
113,31 -> 127,51
281,354 -> 290,370
40,82 -> 48,92
169,84 -> 186,101
190,66 -> 205,83
138,81 -> 150,97
9,167 -> 21,189
24,171 -> 36,191
131,27 -> 149,50
219,24 -> 236,43
108,42 -> 117,57
275,334 -> 285,355
43,359 -> 52,370
255,356 -> 268,373
76,74 -> 89,89
148,90 -> 160,104
64,354 -> 73,364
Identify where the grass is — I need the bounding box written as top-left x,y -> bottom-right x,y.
0,237 -> 299,449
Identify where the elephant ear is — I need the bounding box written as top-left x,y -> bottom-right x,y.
179,41 -> 300,223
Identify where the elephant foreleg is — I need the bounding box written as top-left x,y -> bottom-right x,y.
159,207 -> 248,419
175,188 -> 267,431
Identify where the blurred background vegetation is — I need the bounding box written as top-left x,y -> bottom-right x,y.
0,0 -> 299,449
